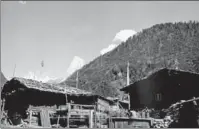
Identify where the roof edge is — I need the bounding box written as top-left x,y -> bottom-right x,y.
120,67 -> 199,92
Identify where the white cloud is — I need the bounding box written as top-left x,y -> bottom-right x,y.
113,30 -> 137,42
100,44 -> 118,55
19,1 -> 26,4
66,56 -> 85,76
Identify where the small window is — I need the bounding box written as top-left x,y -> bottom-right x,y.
155,93 -> 162,101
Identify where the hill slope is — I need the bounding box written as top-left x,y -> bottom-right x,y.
1,72 -> 7,89
61,21 -> 199,98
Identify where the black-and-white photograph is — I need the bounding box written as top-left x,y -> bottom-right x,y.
1,1 -> 199,128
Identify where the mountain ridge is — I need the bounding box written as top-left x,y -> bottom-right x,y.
61,21 -> 199,98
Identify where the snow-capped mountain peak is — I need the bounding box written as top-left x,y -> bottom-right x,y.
66,56 -> 85,76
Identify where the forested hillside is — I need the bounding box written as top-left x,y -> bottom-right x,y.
61,21 -> 199,98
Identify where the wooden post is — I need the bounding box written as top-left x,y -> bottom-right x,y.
115,121 -> 118,128
57,115 -> 60,128
94,102 -> 97,128
192,97 -> 199,127
29,110 -> 32,126
12,64 -> 16,77
76,71 -> 79,88
67,103 -> 71,128
126,62 -> 131,111
89,110 -> 93,128
99,104 -> 102,128
108,105 -> 111,128
65,94 -> 68,104
127,61 -> 130,86
65,91 -> 68,128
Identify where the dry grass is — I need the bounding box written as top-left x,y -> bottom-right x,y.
10,77 -> 93,96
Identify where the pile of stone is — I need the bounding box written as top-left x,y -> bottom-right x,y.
152,116 -> 173,128
152,119 -> 164,128
162,97 -> 199,128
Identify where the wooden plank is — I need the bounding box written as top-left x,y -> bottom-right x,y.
40,109 -> 51,127
50,116 -> 67,119
70,103 -> 95,108
70,109 -> 91,112
111,117 -> 152,121
28,105 -> 56,111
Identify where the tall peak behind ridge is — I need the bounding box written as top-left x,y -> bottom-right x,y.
66,56 -> 85,77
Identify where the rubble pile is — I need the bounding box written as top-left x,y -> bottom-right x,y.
162,98 -> 199,128
162,102 -> 183,123
152,98 -> 199,128
149,109 -> 162,119
152,119 -> 164,128
152,116 -> 173,128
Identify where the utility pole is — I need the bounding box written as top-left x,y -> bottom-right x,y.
126,61 -> 131,110
76,71 -> 79,89
13,64 -> 16,77
127,61 -> 130,85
